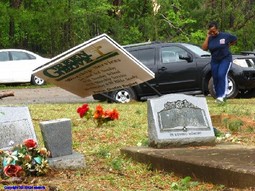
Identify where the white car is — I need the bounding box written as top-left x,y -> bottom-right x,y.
0,49 -> 50,86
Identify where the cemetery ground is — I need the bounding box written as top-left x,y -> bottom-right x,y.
1,90 -> 255,190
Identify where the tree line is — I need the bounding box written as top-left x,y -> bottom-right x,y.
0,0 -> 255,57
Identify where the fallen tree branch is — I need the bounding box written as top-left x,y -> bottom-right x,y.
0,91 -> 14,99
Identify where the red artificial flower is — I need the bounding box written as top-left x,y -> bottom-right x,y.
77,104 -> 89,118
94,105 -> 104,119
77,103 -> 119,127
4,165 -> 24,177
23,139 -> 37,149
94,112 -> 100,119
109,109 -> 119,120
95,105 -> 104,115
103,110 -> 111,118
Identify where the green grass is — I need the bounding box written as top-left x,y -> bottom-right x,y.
0,83 -> 55,90
2,97 -> 255,190
207,96 -> 255,116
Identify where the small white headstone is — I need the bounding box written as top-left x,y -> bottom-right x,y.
0,106 -> 37,150
147,94 -> 215,148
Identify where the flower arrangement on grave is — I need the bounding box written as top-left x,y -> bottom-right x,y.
77,104 -> 119,127
0,139 -> 50,178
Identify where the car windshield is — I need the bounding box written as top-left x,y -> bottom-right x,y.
182,43 -> 211,57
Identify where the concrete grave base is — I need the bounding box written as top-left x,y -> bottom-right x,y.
48,151 -> 86,170
121,144 -> 255,189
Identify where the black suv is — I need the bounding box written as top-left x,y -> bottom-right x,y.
93,42 -> 255,103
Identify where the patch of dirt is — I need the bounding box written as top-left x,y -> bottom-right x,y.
211,114 -> 255,146
0,87 -> 94,104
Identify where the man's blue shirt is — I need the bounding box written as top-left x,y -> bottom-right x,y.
208,32 -> 237,62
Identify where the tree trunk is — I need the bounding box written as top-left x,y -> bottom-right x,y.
9,0 -> 23,46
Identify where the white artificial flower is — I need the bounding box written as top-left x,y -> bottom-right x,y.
8,140 -> 14,146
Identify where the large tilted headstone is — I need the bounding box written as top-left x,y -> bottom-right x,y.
33,33 -> 154,98
147,94 -> 216,148
39,118 -> 85,169
0,106 -> 37,150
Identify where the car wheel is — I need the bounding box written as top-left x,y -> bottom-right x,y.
31,75 -> 45,86
208,76 -> 238,99
110,88 -> 137,103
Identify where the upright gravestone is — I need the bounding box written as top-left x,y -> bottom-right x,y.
147,94 -> 215,148
40,118 -> 72,158
39,118 -> 85,169
0,106 -> 37,150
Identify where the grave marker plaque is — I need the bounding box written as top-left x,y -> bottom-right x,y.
33,34 -> 154,98
0,106 -> 37,150
147,94 -> 215,148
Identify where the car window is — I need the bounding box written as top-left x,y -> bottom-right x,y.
181,43 -> 210,57
0,52 -> 9,61
10,51 -> 36,61
129,48 -> 155,66
161,46 -> 187,64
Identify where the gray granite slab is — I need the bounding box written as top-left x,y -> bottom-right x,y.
40,118 -> 72,158
147,94 -> 216,148
0,106 -> 37,150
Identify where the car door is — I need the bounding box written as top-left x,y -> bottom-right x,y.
0,51 -> 13,83
10,50 -> 38,82
0,50 -> 37,83
155,45 -> 199,94
128,46 -> 159,94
